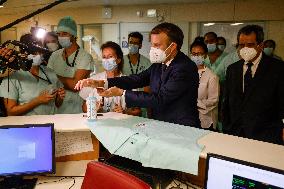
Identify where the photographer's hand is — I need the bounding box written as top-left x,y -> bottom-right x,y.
0,47 -> 15,62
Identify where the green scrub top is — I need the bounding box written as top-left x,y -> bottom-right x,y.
204,52 -> 228,74
122,54 -> 151,118
122,54 -> 151,76
48,48 -> 94,114
215,51 -> 240,82
0,66 -> 63,116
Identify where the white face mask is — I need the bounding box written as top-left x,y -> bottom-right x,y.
207,43 -> 217,53
191,55 -> 205,66
28,54 -> 43,66
239,47 -> 258,62
102,58 -> 118,71
46,42 -> 59,52
128,44 -> 139,54
149,43 -> 173,63
58,36 -> 72,48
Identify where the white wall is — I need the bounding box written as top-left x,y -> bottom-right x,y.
119,22 -> 158,58
102,24 -> 119,44
1,0 -> 284,58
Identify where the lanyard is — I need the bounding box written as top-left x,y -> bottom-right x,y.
31,66 -> 52,84
64,48 -> 80,67
128,54 -> 140,74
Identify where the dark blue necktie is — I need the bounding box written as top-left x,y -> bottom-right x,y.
244,62 -> 253,94
159,64 -> 167,88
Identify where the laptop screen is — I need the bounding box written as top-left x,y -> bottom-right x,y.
205,154 -> 284,189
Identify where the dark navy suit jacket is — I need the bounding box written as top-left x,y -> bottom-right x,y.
223,54 -> 284,144
108,51 -> 200,127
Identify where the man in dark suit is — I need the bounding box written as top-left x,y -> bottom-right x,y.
223,25 -> 284,144
75,23 -> 200,127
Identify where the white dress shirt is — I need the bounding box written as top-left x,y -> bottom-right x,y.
242,52 -> 262,91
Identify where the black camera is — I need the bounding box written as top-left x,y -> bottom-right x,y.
0,40 -> 49,78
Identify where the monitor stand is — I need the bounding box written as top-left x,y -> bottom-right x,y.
0,176 -> 38,189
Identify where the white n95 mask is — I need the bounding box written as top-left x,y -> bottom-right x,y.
102,58 -> 118,71
240,47 -> 258,62
149,43 -> 173,63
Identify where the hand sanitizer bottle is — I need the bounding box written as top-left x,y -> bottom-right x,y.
86,92 -> 97,121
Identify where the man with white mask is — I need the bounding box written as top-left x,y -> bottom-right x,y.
75,23 -> 200,127
223,25 -> 284,145
48,16 -> 94,114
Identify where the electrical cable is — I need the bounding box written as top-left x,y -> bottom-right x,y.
0,0 -> 67,32
68,177 -> 75,189
36,176 -> 82,188
37,177 -> 66,185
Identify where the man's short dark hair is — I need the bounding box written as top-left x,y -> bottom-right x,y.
217,36 -> 226,45
204,32 -> 218,40
128,32 -> 143,44
151,22 -> 184,50
264,39 -> 276,49
190,41 -> 208,53
193,36 -> 204,43
237,25 -> 264,44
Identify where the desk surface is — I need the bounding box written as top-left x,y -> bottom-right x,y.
198,132 -> 284,171
1,113 -> 283,171
24,160 -> 90,189
0,113 -> 129,132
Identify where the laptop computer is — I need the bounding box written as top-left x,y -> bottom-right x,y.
204,153 -> 284,189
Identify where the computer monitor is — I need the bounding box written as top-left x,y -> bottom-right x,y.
205,153 -> 284,189
0,123 -> 55,188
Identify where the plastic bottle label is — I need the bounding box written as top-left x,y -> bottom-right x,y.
86,96 -> 97,121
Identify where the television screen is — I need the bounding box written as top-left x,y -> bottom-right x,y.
0,124 -> 55,176
205,154 -> 284,189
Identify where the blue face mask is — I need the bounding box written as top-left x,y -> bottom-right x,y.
128,44 -> 139,54
207,43 -> 217,53
263,47 -> 273,56
102,58 -> 118,71
191,55 -> 205,66
58,36 -> 72,48
217,44 -> 225,51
